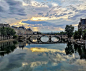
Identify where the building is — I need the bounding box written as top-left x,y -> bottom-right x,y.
26,28 -> 33,35
78,18 -> 86,31
0,23 -> 33,36
0,23 -> 10,28
11,26 -> 33,35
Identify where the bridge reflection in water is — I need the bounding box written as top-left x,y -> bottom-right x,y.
0,40 -> 86,59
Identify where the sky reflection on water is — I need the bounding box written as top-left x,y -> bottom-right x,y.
0,41 -> 86,71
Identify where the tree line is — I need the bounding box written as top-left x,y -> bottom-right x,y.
59,25 -> 86,40
0,27 -> 16,39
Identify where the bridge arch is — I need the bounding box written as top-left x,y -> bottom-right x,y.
51,36 -> 60,43
26,34 -> 62,43
40,35 -> 49,43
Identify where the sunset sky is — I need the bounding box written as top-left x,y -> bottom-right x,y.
0,0 -> 86,32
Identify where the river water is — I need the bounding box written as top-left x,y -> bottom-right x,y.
0,37 -> 86,71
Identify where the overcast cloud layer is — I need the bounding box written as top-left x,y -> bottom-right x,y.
0,0 -> 86,32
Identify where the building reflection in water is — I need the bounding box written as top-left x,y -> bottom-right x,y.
1,40 -> 86,60
0,41 -> 17,56
0,40 -> 29,56
18,41 -> 27,49
65,41 -> 86,59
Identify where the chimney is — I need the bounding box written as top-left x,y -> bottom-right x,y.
80,18 -> 82,21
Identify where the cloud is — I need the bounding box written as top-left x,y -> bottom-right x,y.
68,4 -> 86,20
28,1 -> 49,8
6,0 -> 27,16
0,6 -> 4,12
61,0 -> 84,6
0,0 -> 9,12
30,61 -> 48,68
10,19 -> 65,32
0,0 -> 86,32
51,3 -> 58,7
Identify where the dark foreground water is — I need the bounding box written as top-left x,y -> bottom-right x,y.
0,40 -> 86,71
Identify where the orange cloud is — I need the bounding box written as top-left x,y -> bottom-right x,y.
30,16 -> 69,21
32,27 -> 39,31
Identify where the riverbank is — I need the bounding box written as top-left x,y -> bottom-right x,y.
0,39 -> 15,43
69,39 -> 86,45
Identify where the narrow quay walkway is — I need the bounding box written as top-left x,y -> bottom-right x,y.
70,39 -> 86,45
0,39 -> 15,43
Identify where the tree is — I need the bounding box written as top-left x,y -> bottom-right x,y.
73,29 -> 82,40
0,27 -> 16,39
6,27 -> 16,39
73,31 -> 79,39
78,29 -> 82,40
0,27 -> 7,40
10,28 -> 16,36
13,35 -> 18,39
65,41 -> 74,55
65,25 -> 74,38
57,31 -> 67,35
83,29 -> 86,40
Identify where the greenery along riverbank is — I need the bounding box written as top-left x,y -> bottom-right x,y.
0,27 -> 16,40
58,25 -> 86,40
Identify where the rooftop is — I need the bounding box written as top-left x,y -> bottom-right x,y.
27,28 -> 32,31
0,24 -> 10,27
80,18 -> 86,24
19,26 -> 26,29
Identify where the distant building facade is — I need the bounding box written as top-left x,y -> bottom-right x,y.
0,24 -> 33,40
78,18 -> 86,31
11,26 -> 33,35
0,23 -> 10,28
0,23 -> 33,36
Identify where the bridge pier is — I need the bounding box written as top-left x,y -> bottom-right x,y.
22,34 -> 67,44
49,36 -> 52,42
37,36 -> 41,43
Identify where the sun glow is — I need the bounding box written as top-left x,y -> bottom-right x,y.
32,27 -> 39,31
33,39 -> 37,42
30,47 -> 65,53
30,17 -> 49,21
30,16 -> 68,21
22,62 -> 28,67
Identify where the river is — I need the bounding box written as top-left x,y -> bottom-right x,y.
0,37 -> 86,71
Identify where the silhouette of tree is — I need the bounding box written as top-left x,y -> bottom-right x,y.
78,29 -> 82,40
83,29 -> 86,40
73,31 -> 79,39
65,25 -> 74,38
0,41 -> 17,56
0,27 -> 16,39
65,42 -> 74,55
65,42 -> 86,59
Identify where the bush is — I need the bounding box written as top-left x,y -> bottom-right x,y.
13,35 -> 18,39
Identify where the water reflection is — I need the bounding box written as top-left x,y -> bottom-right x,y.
51,37 -> 59,42
19,41 -> 26,49
65,42 -> 74,55
65,41 -> 86,59
32,39 -> 37,42
0,40 -> 86,71
1,40 -> 86,60
41,36 -> 49,42
0,41 -> 17,56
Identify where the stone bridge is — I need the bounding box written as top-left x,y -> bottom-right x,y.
18,34 -> 67,44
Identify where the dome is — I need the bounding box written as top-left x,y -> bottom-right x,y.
19,26 -> 26,29
27,28 -> 32,31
